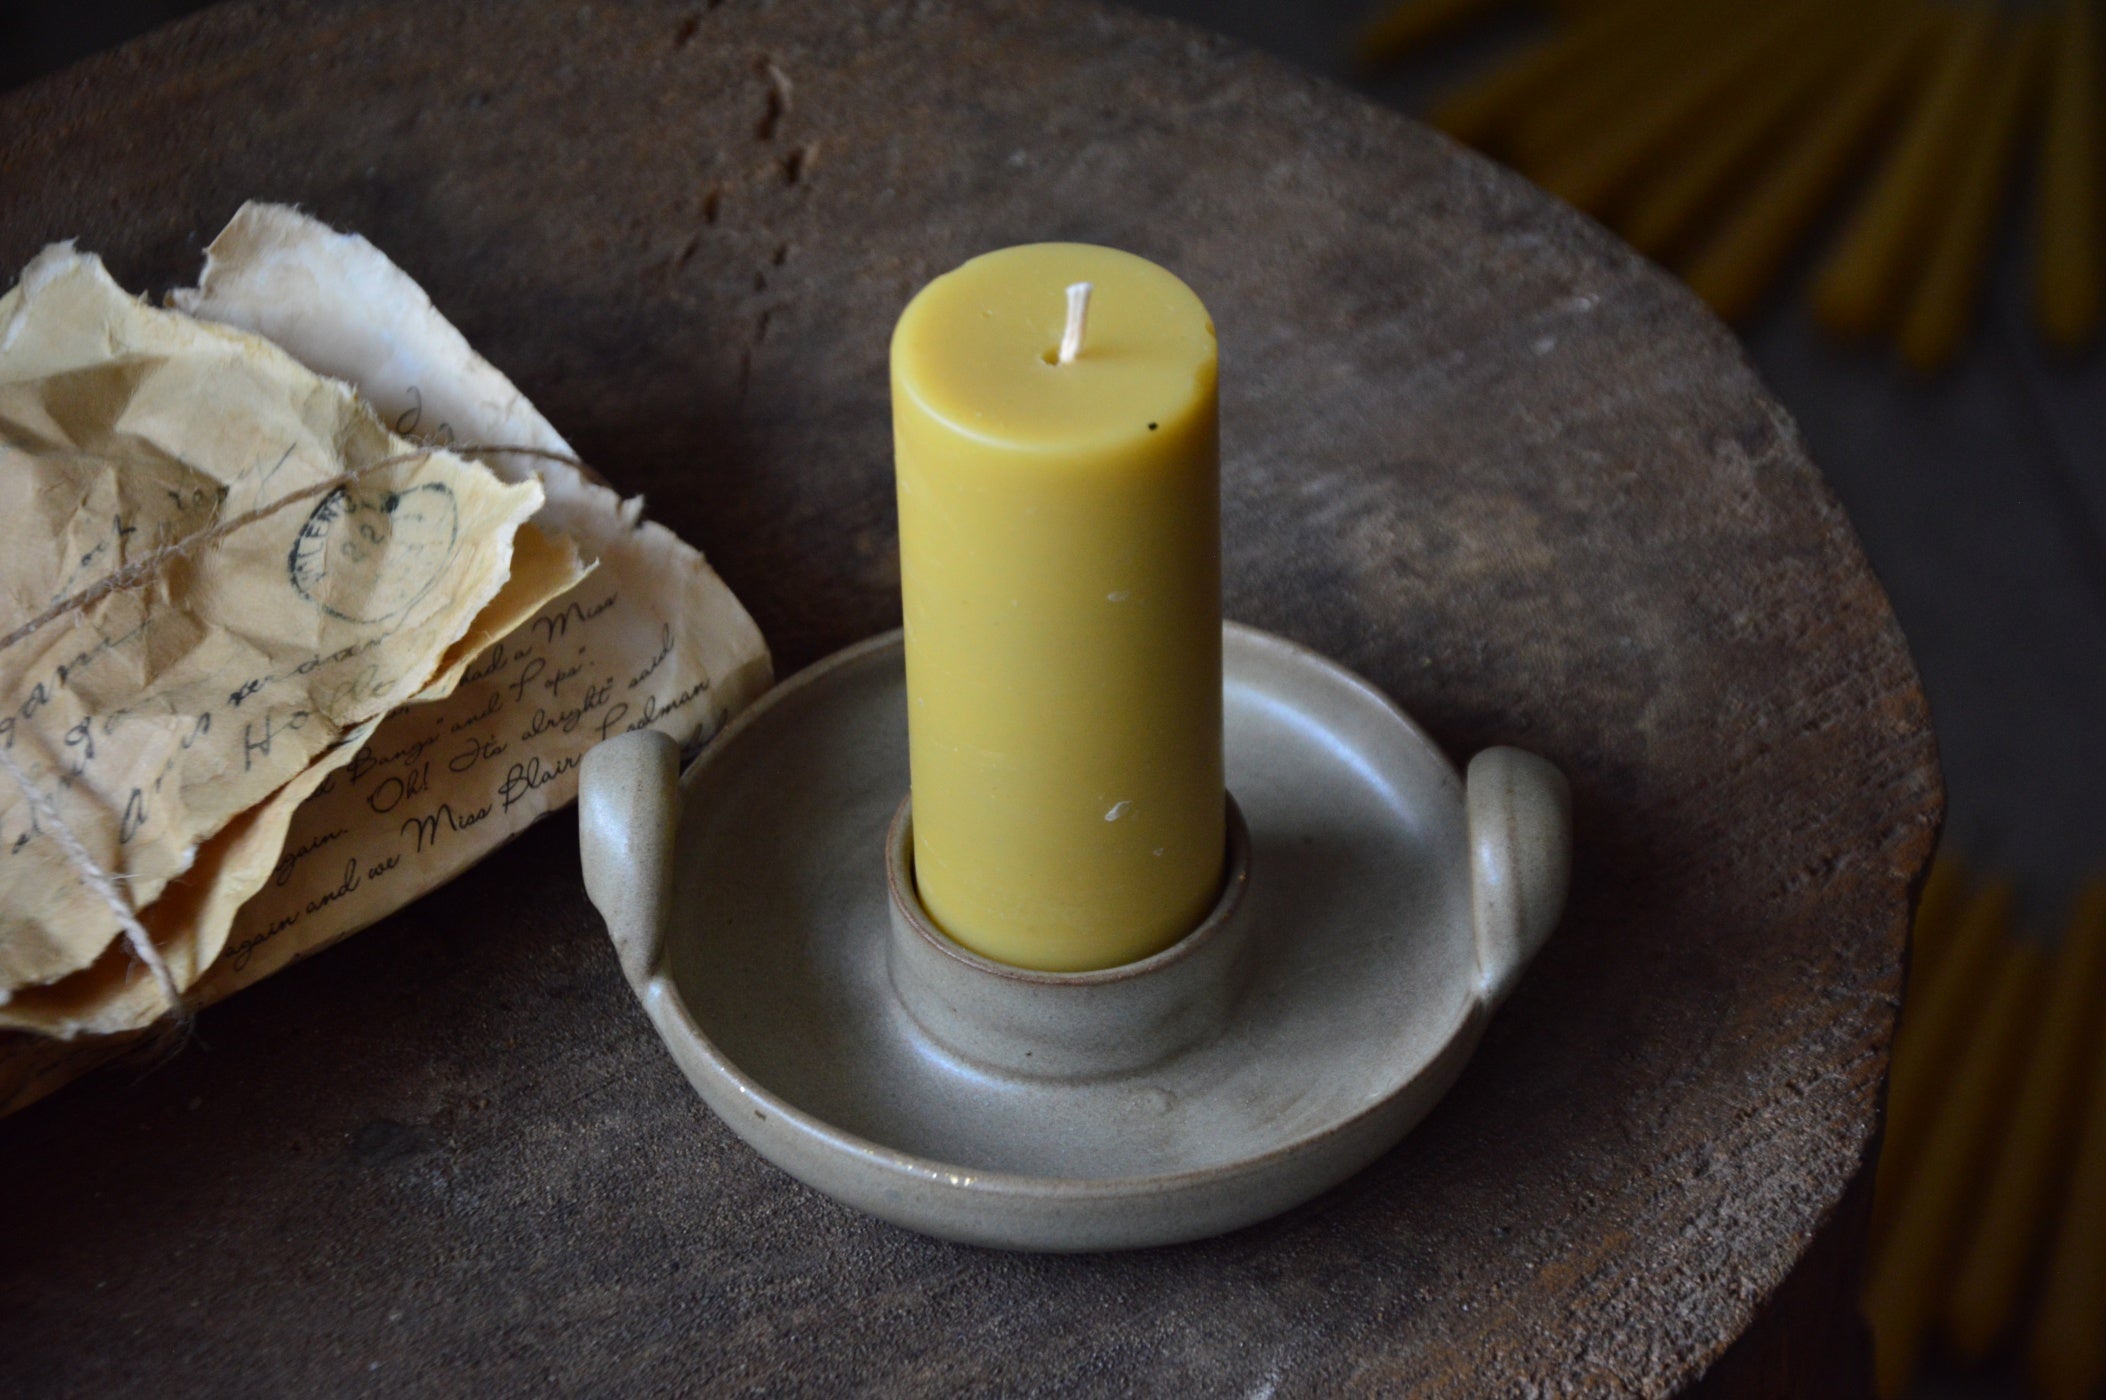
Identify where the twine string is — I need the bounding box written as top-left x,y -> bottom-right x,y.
0,741 -> 183,1016
0,442 -> 586,657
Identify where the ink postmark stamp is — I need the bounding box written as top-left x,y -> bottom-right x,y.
288,482 -> 459,624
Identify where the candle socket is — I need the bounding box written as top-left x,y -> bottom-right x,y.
887,795 -> 1252,1081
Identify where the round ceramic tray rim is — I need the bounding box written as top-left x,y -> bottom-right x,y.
643,970 -> 1484,1202
643,622 -> 1488,1199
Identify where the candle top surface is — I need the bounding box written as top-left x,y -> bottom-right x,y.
892,243 -> 1217,454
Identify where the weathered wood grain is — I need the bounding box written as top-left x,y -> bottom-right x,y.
0,0 -> 1939,1393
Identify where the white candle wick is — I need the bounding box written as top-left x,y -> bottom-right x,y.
1057,281 -> 1093,365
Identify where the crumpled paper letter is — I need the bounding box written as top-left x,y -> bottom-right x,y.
172,203 -> 772,998
0,244 -> 585,1037
0,203 -> 772,1112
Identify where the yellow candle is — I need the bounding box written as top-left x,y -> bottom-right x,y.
891,244 -> 1224,973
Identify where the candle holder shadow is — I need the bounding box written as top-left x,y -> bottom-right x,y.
579,625 -> 1571,1252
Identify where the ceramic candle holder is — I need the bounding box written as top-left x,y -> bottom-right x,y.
579,624 -> 1572,1252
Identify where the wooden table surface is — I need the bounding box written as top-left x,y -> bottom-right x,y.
0,0 -> 1941,1393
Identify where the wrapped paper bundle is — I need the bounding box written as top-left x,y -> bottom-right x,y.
0,205 -> 772,1112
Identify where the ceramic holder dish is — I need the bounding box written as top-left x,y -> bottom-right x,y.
578,624 -> 1571,1252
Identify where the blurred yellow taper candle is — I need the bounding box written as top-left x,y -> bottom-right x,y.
1353,0 -> 1507,71
1682,7 -> 1931,322
1507,0 -> 1734,172
1907,851 -> 1967,989
1810,6 -> 1992,339
1538,0 -> 1825,215
2030,956 -> 2106,1400
2036,0 -> 2103,352
1429,0 -> 1666,147
1897,17 -> 2046,374
1946,882 -> 2106,1360
1866,938 -> 2042,1400
892,244 -> 1225,972
1622,9 -> 1863,258
1873,877 -> 2012,1248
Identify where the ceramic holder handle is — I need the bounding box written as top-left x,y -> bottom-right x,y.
1467,746 -> 1573,1009
581,727 -> 1571,1020
580,728 -> 681,987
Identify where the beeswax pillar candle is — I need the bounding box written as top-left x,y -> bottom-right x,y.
892,244 -> 1224,972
